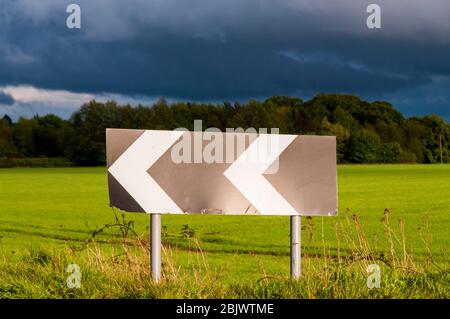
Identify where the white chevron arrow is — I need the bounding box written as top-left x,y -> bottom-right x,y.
108,130 -> 184,214
224,134 -> 297,215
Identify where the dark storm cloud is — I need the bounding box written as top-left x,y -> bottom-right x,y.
0,0 -> 449,118
0,91 -> 15,105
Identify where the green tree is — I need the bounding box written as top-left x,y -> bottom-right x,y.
345,129 -> 381,163
321,117 -> 350,162
0,117 -> 17,157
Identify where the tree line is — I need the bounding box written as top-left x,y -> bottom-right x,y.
0,94 -> 449,166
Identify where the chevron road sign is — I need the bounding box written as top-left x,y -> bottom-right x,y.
106,128 -> 337,216
106,127 -> 337,281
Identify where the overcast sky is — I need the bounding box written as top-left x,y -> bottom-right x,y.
1,0 -> 449,120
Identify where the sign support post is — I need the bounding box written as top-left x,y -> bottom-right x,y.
290,215 -> 301,279
151,213 -> 162,283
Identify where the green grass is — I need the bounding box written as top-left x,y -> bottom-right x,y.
0,242 -> 447,298
0,165 -> 449,298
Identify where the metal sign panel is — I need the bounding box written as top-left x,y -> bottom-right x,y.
106,128 -> 337,216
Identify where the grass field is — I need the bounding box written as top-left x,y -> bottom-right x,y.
0,165 -> 449,298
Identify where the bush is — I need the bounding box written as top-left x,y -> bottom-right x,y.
0,157 -> 73,168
